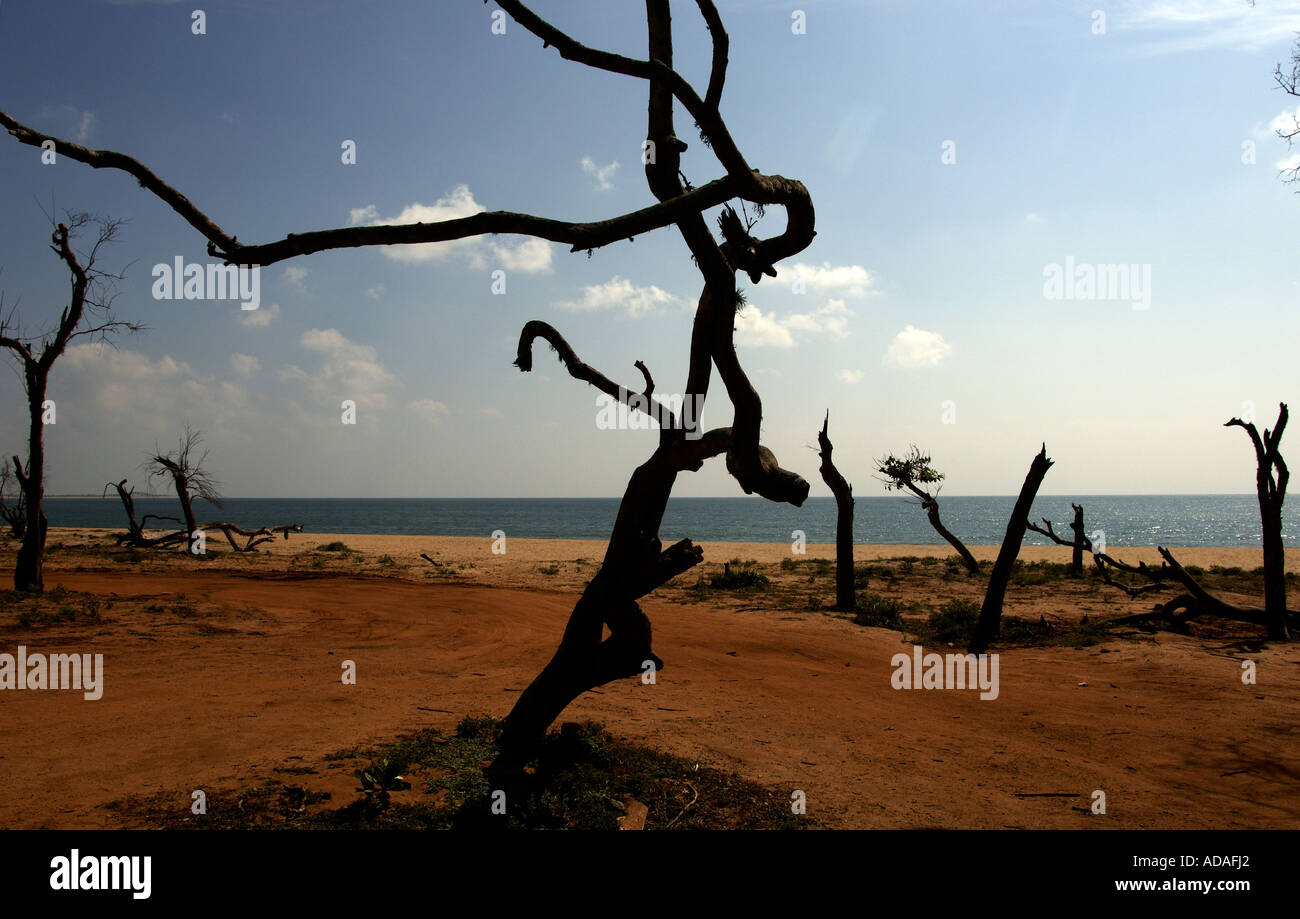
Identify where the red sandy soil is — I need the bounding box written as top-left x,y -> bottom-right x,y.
2,567 -> 1297,829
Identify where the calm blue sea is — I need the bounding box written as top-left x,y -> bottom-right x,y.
40,495 -> 1294,548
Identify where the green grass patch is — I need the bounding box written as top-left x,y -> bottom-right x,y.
853,593 -> 903,630
925,599 -> 980,644
117,717 -> 815,830
710,562 -> 769,591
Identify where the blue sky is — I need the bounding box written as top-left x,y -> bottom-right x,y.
2,0 -> 1299,498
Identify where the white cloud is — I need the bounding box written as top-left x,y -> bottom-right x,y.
1025,212 -> 1043,224
63,342 -> 192,382
349,185 -> 552,272
836,369 -> 865,384
883,325 -> 952,368
291,328 -> 396,408
56,343 -> 242,428
41,105 -> 94,143
240,302 -> 280,328
410,398 -> 449,423
365,284 -> 385,300
734,305 -> 795,348
773,261 -> 873,298
283,266 -> 308,291
1269,106 -> 1300,137
553,276 -> 687,318
735,298 -> 853,348
230,353 -> 260,378
1276,152 -> 1300,172
1116,1 -> 1300,53
580,156 -> 619,191
784,298 -> 852,338
494,238 -> 552,273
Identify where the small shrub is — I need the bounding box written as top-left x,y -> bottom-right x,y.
710,562 -> 769,591
928,599 -> 980,644
318,541 -> 352,553
853,593 -> 903,629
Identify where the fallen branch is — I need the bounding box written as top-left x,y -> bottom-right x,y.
1104,546 -> 1300,631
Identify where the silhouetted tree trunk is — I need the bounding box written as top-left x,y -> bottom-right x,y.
1069,503 -> 1085,575
109,479 -> 145,543
1226,403 -> 1289,640
0,3 -> 818,765
148,426 -> 222,545
490,0 -> 814,769
876,448 -> 980,576
1,219 -> 133,592
13,450 -> 47,592
970,445 -> 1054,654
817,412 -> 854,611
923,494 -> 980,575
1027,502 -> 1091,577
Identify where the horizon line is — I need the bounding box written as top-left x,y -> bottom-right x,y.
43,492 -> 1265,500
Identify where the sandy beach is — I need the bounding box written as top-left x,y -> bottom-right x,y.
2,527 -> 1297,829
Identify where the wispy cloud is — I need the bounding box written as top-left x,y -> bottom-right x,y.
735,299 -> 854,349
230,353 -> 259,378
410,398 -> 449,423
773,261 -> 873,298
580,156 -> 619,191
283,266 -> 308,292
1115,1 -> 1300,53
883,325 -> 951,368
349,185 -> 552,272
836,368 -> 865,384
553,276 -> 687,318
240,302 -> 279,328
281,328 -> 396,409
40,105 -> 95,143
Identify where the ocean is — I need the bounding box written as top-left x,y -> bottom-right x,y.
40,494 -> 1295,548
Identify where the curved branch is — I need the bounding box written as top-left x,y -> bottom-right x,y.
0,112 -> 239,254
515,320 -> 678,430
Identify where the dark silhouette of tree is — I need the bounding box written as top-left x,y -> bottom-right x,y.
817,412 -> 854,611
1274,37 -> 1300,186
1026,503 -> 1090,576
1081,405 -> 1296,637
1226,403 -> 1289,640
0,458 -> 26,538
876,446 -> 980,574
970,445 -> 1054,654
0,215 -> 138,592
147,425 -> 222,539
1,2 -> 817,763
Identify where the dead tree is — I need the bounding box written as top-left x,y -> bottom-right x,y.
1107,546 -> 1299,633
0,2 -> 816,767
0,215 -> 138,591
147,426 -> 222,540
817,412 -> 855,610
0,458 -> 26,538
1274,38 -> 1300,186
876,446 -> 980,574
1026,503 -> 1090,576
108,475 -> 301,552
1226,403 -> 1289,640
104,478 -> 184,547
970,445 -> 1054,654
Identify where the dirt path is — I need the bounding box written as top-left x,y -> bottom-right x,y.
2,569 -> 1296,829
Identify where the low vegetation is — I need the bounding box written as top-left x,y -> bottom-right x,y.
114,717 -> 814,830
